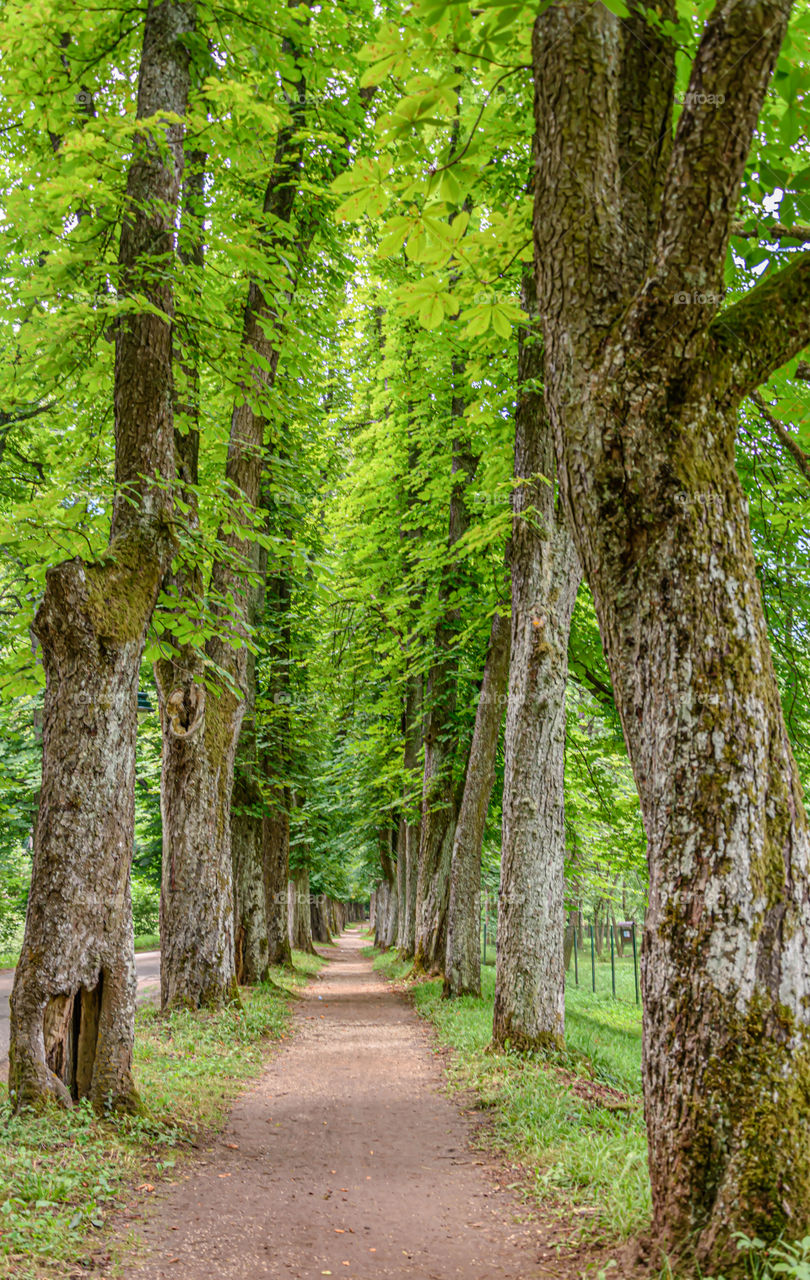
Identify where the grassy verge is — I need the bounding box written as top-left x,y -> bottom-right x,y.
134,934 -> 160,953
368,947 -> 648,1251
0,950 -> 324,1280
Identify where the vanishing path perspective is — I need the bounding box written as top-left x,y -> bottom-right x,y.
126,930 -> 547,1280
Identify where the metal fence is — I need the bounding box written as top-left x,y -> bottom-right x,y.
479,896 -> 641,1007
566,920 -> 640,1005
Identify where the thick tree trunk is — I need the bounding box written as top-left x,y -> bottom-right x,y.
9,0 -> 194,1113
493,288 -> 581,1049
444,609 -> 510,998
532,3 -> 810,1264
288,867 -> 316,954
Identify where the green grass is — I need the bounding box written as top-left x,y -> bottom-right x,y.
0,951 -> 323,1280
134,933 -> 160,953
371,947 -> 648,1249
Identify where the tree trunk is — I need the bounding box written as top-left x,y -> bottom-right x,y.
288,867 -> 315,954
231,549 -> 270,985
158,50 -> 307,1004
532,3 -> 810,1263
399,672 -> 422,958
375,830 -> 398,950
311,894 -> 332,945
444,609 -> 510,998
414,407 -> 477,974
9,0 -> 194,1113
492,283 -> 581,1051
395,815 -> 407,952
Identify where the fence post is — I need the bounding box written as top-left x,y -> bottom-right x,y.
573,926 -> 578,986
632,920 -> 640,1005
482,890 -> 487,962
590,923 -> 596,993
610,921 -> 616,998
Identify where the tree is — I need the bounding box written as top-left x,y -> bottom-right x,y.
491,286 -> 580,1047
9,0 -> 195,1111
444,605 -> 509,997
531,0 -> 810,1265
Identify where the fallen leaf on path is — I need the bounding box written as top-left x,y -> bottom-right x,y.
225,1143 -> 239,1150
334,1229 -> 345,1234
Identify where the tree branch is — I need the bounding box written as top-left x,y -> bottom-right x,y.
652,0 -> 792,303
709,251 -> 810,399
732,222 -> 810,244
750,390 -> 810,486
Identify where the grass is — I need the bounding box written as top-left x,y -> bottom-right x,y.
134,934 -> 160,953
0,951 -> 324,1280
369,947 -> 648,1250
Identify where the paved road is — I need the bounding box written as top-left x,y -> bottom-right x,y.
0,950 -> 161,1069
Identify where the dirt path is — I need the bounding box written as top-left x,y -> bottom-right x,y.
125,930 -> 548,1280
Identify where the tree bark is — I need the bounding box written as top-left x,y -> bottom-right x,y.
8,0 -> 194,1112
288,866 -> 316,954
532,1 -> 810,1264
444,609 -> 510,998
492,285 -> 581,1049
311,894 -> 332,945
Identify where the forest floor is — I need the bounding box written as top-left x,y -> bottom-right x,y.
120,930 -> 557,1280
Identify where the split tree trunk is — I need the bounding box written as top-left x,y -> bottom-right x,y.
444,609 -> 510,998
9,0 -> 194,1111
533,2 -> 810,1264
492,286 -> 581,1050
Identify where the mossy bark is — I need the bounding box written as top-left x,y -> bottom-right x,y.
8,0 -> 194,1114
532,2 -> 810,1266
